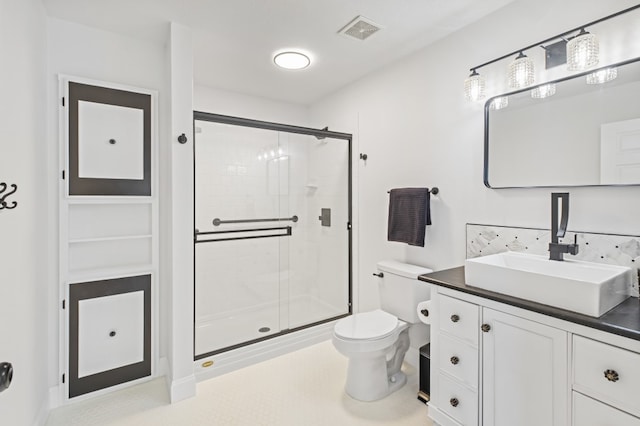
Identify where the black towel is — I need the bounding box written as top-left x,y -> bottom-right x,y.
387,188 -> 431,247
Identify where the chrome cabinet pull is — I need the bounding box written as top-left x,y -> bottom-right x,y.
450,397 -> 459,407
450,356 -> 459,365
450,314 -> 460,323
604,369 -> 619,382
481,324 -> 491,332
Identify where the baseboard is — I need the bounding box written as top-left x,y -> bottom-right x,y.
194,320 -> 335,382
167,374 -> 196,403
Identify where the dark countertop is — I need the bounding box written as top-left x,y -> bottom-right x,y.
419,266 -> 640,342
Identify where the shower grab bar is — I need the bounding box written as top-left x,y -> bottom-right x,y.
212,215 -> 298,226
195,226 -> 292,243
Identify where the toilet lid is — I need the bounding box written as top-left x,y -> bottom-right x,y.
334,310 -> 398,340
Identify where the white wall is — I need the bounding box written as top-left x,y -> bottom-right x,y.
194,85 -> 309,126
310,0 -> 640,312
0,0 -> 49,424
46,17 -> 169,394
167,22 -> 196,402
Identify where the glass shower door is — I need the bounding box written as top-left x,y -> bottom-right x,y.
194,115 -> 351,358
284,133 -> 351,330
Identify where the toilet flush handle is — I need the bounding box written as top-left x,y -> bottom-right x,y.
372,272 -> 384,278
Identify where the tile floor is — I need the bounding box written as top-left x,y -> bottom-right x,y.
47,340 -> 432,425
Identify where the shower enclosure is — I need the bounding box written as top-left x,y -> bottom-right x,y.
193,112 -> 352,359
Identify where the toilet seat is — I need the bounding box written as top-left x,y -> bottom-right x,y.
334,310 -> 399,341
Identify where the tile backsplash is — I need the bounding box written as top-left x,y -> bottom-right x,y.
466,223 -> 640,297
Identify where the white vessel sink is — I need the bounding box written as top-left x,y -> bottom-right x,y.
464,251 -> 632,317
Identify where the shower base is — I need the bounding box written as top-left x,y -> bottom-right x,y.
195,294 -> 345,357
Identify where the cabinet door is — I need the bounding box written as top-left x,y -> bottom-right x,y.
482,308 -> 568,426
68,81 -> 151,196
69,275 -> 151,398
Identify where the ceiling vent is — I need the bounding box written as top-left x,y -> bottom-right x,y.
338,15 -> 382,41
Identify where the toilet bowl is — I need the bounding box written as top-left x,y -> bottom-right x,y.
333,310 -> 411,401
332,261 -> 432,401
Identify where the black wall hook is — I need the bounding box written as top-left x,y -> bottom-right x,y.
0,183 -> 18,210
0,362 -> 13,393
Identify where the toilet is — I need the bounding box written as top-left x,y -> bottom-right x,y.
332,260 -> 432,401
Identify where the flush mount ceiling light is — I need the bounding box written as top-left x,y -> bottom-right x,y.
531,83 -> 557,99
586,67 -> 618,84
464,70 -> 486,101
273,51 -> 311,70
508,52 -> 535,89
567,29 -> 599,71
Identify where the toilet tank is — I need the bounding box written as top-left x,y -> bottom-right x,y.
377,260 -> 433,323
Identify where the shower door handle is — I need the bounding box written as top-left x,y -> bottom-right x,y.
212,215 -> 298,226
196,226 -> 292,243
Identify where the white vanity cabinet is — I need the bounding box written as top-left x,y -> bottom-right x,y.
428,282 -> 640,426
429,290 -> 567,426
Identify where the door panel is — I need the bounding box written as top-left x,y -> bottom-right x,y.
193,117 -> 351,358
482,308 -> 568,426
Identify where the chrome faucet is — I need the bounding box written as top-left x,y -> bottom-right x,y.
549,193 -> 579,261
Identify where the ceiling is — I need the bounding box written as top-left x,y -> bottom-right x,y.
42,0 -> 515,105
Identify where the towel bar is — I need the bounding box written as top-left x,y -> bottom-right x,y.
212,215 -> 298,226
387,187 -> 438,195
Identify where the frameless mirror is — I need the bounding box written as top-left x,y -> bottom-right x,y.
485,57 -> 640,188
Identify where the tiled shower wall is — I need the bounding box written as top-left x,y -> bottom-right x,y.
194,120 -> 350,325
466,223 -> 640,297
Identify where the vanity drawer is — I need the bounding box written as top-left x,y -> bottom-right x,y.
438,333 -> 478,389
438,295 -> 479,346
573,335 -> 640,417
573,392 -> 640,426
436,373 -> 478,426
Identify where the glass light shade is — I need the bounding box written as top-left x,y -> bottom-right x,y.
531,83 -> 556,99
586,67 -> 617,84
508,53 -> 535,89
567,29 -> 599,71
490,96 -> 509,110
464,71 -> 486,101
274,51 -> 310,70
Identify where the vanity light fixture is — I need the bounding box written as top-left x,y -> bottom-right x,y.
531,83 -> 556,99
489,96 -> 509,110
567,29 -> 599,71
463,4 -> 639,102
508,52 -> 535,89
464,70 -> 486,101
274,51 -> 311,70
586,67 -> 617,84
